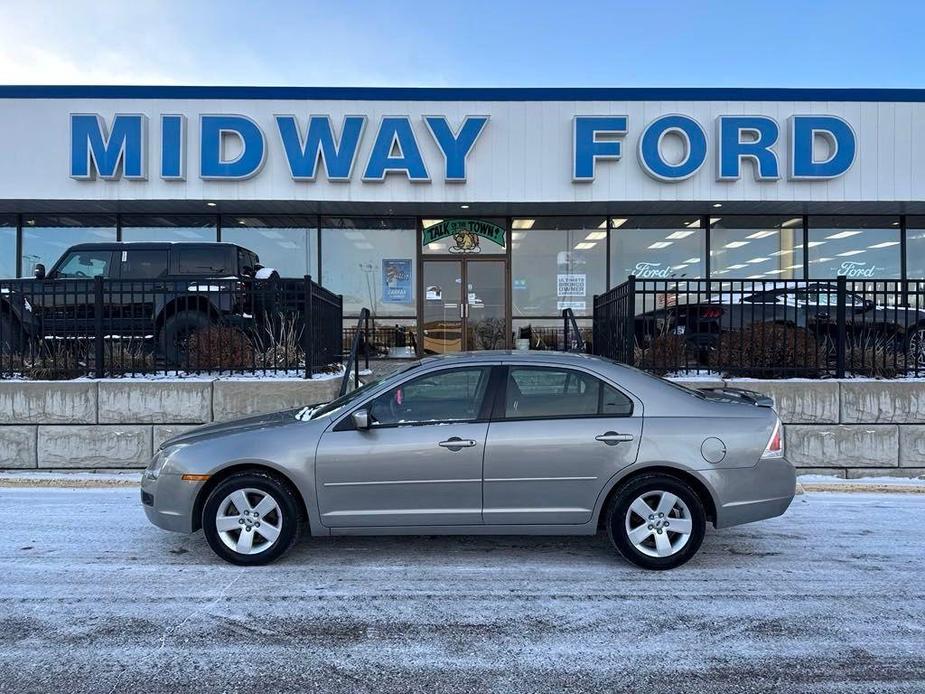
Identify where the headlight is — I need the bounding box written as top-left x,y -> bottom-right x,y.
144,449 -> 168,481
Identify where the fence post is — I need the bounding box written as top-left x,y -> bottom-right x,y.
93,276 -> 105,378
364,310 -> 370,370
835,274 -> 846,379
303,275 -> 313,379
624,275 -> 636,366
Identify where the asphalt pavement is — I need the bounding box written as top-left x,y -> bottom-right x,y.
1,487 -> 923,693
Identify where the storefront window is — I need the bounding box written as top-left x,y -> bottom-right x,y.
610,216 -> 706,284
710,216 -> 803,279
0,217 -> 15,278
321,217 -> 416,317
906,217 -> 925,278
21,215 -> 117,277
121,215 -> 217,243
421,218 -> 506,255
808,216 -> 900,279
221,216 -> 318,278
511,217 -> 606,318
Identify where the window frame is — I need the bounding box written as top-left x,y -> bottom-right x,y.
336,364 -> 502,431
491,364 -> 635,422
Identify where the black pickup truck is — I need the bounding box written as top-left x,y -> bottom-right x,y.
0,242 -> 300,363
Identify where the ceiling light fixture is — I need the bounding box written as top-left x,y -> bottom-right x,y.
460,204 -> 469,209
611,218 -> 628,228
712,203 -> 723,208
574,242 -> 597,250
666,230 -> 694,240
512,219 -> 535,229
724,241 -> 749,248
206,202 -> 217,207
584,231 -> 607,241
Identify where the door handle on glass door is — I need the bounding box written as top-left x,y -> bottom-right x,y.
595,432 -> 634,445
438,437 -> 477,450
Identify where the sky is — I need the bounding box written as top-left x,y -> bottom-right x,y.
0,0 -> 922,88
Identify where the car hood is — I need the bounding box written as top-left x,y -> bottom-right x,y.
159,404 -> 327,449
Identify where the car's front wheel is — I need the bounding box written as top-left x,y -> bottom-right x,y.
606,473 -> 706,570
202,471 -> 303,565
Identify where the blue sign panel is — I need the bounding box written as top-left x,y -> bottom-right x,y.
382,259 -> 413,304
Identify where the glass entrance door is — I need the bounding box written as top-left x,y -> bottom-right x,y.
421,259 -> 508,354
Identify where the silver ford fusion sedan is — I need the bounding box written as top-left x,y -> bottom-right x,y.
141,352 -> 795,570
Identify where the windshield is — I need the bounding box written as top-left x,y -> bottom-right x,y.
307,361 -> 421,419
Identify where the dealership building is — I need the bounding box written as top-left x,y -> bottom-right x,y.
2,85 -> 925,352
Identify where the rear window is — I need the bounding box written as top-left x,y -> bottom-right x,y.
504,367 -> 633,418
177,248 -> 229,275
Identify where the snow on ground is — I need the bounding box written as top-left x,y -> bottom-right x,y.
0,488 -> 923,693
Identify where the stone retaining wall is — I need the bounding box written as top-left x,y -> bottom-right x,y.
0,378 -> 342,469
0,375 -> 924,477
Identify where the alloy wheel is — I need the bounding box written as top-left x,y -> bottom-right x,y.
909,329 -> 925,367
624,490 -> 693,558
215,487 -> 283,555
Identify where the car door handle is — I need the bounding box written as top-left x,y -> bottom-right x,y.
595,432 -> 634,445
438,437 -> 477,450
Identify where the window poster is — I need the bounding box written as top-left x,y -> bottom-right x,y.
382,258 -> 413,303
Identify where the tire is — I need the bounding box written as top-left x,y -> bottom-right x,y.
0,313 -> 21,355
159,310 -> 212,366
606,473 -> 706,570
906,326 -> 925,369
202,471 -> 303,566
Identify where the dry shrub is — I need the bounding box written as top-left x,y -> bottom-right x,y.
252,314 -> 304,370
710,323 -> 826,378
845,331 -> 909,378
99,338 -> 156,377
185,325 -> 255,371
18,340 -> 91,380
634,333 -> 689,375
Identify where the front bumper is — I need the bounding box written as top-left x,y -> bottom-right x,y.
140,472 -> 201,534
701,457 -> 796,529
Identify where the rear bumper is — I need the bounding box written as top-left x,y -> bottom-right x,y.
140,472 -> 199,534
701,457 -> 796,529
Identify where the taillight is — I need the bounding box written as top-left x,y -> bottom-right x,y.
762,417 -> 784,459
700,306 -> 724,319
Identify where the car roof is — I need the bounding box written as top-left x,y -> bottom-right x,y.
64,242 -> 248,251
417,350 -> 640,378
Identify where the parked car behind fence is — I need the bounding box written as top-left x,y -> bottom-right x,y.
0,242 -> 342,378
594,276 -> 925,378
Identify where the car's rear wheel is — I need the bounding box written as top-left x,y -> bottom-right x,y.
906,327 -> 925,368
202,471 -> 302,565
606,473 -> 706,570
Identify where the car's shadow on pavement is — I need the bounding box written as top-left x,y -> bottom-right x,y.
157,522 -> 795,573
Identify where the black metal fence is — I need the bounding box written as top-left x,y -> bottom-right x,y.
594,276 -> 925,378
0,275 -> 343,378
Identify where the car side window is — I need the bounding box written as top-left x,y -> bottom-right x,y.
366,367 -> 491,427
177,248 -> 228,275
120,250 -> 168,279
505,367 -> 632,419
55,251 -> 113,278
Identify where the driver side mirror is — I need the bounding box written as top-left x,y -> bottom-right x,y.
351,409 -> 371,430
33,263 -> 46,280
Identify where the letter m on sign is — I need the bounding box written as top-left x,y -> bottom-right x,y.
70,113 -> 148,180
